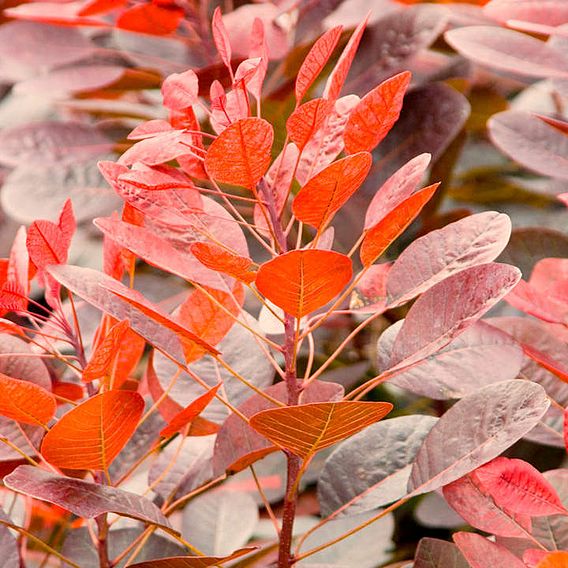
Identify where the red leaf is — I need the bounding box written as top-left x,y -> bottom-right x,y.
255,250 -> 352,318
344,71 -> 411,154
360,183 -> 438,267
27,199 -> 75,270
177,283 -> 243,362
364,153 -> 431,230
293,152 -> 372,231
191,242 -> 256,284
0,373 -> 56,427
453,532 -> 526,568
161,70 -> 199,111
83,319 -> 130,384
443,474 -> 533,538
41,391 -> 144,471
474,457 -> 567,516
116,3 -> 184,35
250,401 -> 392,459
324,17 -> 369,101
286,98 -> 334,150
296,25 -> 342,103
205,118 -> 273,189
160,384 -> 221,438
212,7 -> 232,71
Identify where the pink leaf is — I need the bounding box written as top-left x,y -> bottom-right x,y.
453,532 -> 526,568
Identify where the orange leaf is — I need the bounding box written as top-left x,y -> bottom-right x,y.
82,320 -> 130,383
323,17 -> 368,101
344,71 -> 411,154
116,3 -> 184,35
536,552 -> 568,568
360,183 -> 439,267
296,26 -> 343,103
160,384 -> 221,438
191,242 -> 256,284
205,118 -> 273,190
250,401 -> 393,459
293,152 -> 372,230
0,372 -> 56,427
41,391 -> 144,471
177,283 -> 243,363
102,280 -> 220,360
286,98 -> 334,150
255,250 -> 352,318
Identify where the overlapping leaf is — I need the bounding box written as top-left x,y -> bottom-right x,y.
191,243 -> 256,284
129,548 -> 257,568
453,532 -> 526,568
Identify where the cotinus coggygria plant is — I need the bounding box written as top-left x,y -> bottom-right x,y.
0,10 -> 565,568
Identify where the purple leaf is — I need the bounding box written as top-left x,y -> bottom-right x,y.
408,380 -> 550,496
389,263 -> 521,368
386,212 -> 512,306
318,415 -> 438,517
47,265 -> 186,364
380,321 -> 523,400
489,110 -> 568,180
445,26 -> 568,78
414,538 -> 469,568
4,466 -> 172,531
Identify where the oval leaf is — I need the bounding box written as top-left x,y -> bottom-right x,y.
344,71 -> 411,154
453,532 -> 526,568
293,152 -> 372,230
0,372 -> 56,427
41,391 -> 144,471
386,211 -> 512,306
204,118 -> 273,189
255,250 -> 352,318
408,380 -> 550,496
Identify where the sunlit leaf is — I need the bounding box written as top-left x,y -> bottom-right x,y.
250,401 -> 392,459
41,391 -> 144,470
255,250 -> 352,317
293,152 -> 372,230
286,98 -> 334,150
474,457 -> 567,516
0,372 -> 56,427
191,242 -> 256,284
344,71 -> 411,154
204,118 -> 273,189
296,25 -> 343,102
535,552 -> 568,568
160,384 -> 221,438
360,183 -> 438,267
